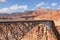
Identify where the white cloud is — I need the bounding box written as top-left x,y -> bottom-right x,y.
57,6 -> 60,9
51,3 -> 57,6
10,5 -> 19,10
45,7 -> 50,9
22,5 -> 27,10
10,5 -> 27,10
0,5 -> 28,13
32,8 -> 35,10
0,0 -> 6,2
57,8 -> 60,9
57,7 -> 60,9
0,8 -> 9,13
36,2 -> 46,7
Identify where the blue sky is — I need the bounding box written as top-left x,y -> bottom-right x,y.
0,0 -> 60,13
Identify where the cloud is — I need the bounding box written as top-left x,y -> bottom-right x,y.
45,7 -> 50,9
32,8 -> 35,10
10,5 -> 27,10
10,5 -> 20,10
0,8 -> 9,13
36,2 -> 46,7
57,6 -> 60,9
0,0 -> 6,2
51,3 -> 57,6
57,8 -> 60,10
0,5 -> 28,13
22,5 -> 28,10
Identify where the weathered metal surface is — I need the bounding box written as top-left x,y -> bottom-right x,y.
0,20 -> 59,40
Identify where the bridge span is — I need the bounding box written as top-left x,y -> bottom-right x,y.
0,20 -> 59,40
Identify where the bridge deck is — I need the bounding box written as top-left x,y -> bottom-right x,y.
0,20 -> 53,23
0,20 -> 59,40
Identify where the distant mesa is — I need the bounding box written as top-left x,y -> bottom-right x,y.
0,8 -> 60,20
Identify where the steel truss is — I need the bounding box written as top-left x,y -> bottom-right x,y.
0,20 -> 59,40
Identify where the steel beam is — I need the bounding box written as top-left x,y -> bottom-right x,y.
0,20 -> 59,40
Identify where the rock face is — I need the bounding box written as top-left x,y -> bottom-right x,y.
56,26 -> 60,34
34,8 -> 60,20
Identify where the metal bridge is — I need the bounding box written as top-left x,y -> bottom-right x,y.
0,20 -> 59,40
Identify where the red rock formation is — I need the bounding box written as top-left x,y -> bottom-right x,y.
34,8 -> 60,20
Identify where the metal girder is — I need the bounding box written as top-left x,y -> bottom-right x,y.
0,20 -> 59,40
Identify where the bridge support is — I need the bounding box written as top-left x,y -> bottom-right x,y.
0,20 -> 59,40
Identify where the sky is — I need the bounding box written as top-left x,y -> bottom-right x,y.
0,0 -> 60,13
